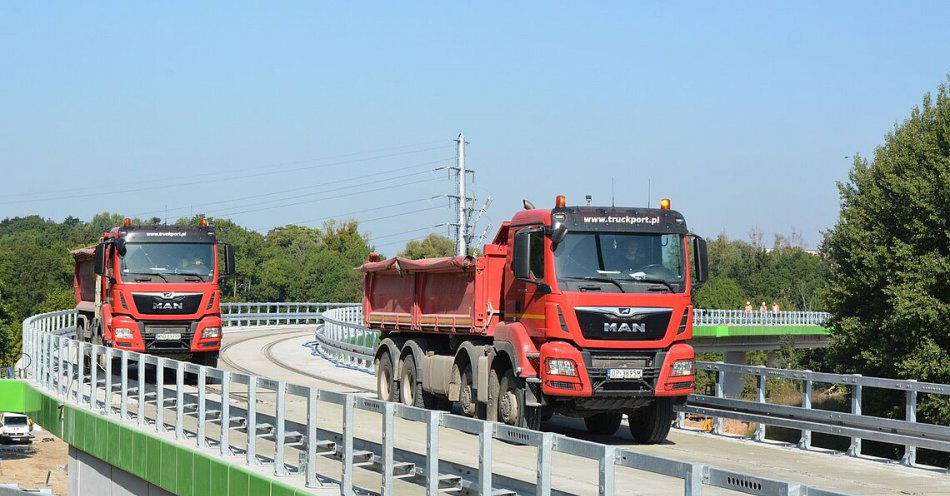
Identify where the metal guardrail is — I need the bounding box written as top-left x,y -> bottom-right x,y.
18,308 -> 851,496
693,309 -> 830,326
221,302 -> 357,326
680,362 -> 950,467
316,305 -> 947,469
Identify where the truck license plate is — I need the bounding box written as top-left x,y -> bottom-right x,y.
155,333 -> 181,340
607,368 -> 643,380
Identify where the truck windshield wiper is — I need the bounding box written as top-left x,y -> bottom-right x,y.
621,276 -> 675,293
174,272 -> 206,282
125,272 -> 169,283
561,276 -> 626,293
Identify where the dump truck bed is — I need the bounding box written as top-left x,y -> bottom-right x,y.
360,245 -> 506,335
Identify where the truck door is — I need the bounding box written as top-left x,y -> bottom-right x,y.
507,226 -> 548,336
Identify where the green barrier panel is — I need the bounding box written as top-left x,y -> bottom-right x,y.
0,380 -> 312,496
692,324 -> 829,338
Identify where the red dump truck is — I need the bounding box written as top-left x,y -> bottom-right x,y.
71,218 -> 235,366
362,196 -> 708,442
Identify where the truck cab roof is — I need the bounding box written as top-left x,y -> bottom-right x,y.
110,225 -> 217,244
502,205 -> 688,237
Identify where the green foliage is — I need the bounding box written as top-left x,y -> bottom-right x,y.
696,232 -> 827,311
399,234 -> 456,259
823,78 -> 950,434
694,277 -> 744,309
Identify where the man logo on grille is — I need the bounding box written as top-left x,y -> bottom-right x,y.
154,302 -> 184,310
604,322 -> 646,333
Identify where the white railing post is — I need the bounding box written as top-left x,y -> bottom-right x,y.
902,382 -> 917,466
847,379 -> 862,457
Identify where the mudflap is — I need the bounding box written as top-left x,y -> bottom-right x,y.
525,377 -> 543,408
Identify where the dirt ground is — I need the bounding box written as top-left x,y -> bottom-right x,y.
683,415 -> 758,436
0,427 -> 68,496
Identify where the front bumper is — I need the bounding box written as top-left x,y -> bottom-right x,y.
539,341 -> 695,398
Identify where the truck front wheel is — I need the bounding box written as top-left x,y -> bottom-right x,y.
490,368 -> 541,430
627,398 -> 674,444
584,412 -> 623,436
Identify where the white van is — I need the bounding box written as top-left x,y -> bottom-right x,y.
0,413 -> 32,444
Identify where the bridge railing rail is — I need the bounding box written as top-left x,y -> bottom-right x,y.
693,309 -> 830,326
683,362 -> 950,467
18,307 -> 850,496
221,302 -> 358,326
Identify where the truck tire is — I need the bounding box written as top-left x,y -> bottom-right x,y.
628,398 -> 674,444
376,353 -> 397,402
399,355 -> 437,409
584,412 -> 623,436
492,368 -> 542,430
455,362 -> 483,418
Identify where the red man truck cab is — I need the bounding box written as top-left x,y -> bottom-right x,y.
363,196 -> 708,442
71,219 -> 235,366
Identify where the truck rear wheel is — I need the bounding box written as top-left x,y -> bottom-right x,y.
584,412 -> 623,436
399,355 -> 437,409
491,368 -> 542,430
628,398 -> 674,444
376,353 -> 396,402
454,363 -> 483,418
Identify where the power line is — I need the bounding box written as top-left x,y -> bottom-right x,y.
132,158 -> 450,217
213,175 -> 450,218
3,144 -> 452,206
264,195 -> 446,229
207,169 -> 442,217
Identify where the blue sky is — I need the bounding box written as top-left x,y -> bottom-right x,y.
2,2 -> 948,251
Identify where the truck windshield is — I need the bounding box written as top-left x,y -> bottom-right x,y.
4,416 -> 27,426
120,243 -> 214,281
553,232 -> 685,292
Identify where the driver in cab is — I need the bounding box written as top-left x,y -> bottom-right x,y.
615,238 -> 652,273
179,247 -> 206,273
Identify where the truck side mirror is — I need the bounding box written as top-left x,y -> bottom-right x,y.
115,237 -> 127,256
93,243 -> 105,275
550,224 -> 568,245
222,244 -> 236,277
512,230 -> 532,280
692,236 -> 709,286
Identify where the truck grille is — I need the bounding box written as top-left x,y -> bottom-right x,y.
574,307 -> 671,341
132,292 -> 203,315
142,322 -> 194,351
584,350 -> 662,394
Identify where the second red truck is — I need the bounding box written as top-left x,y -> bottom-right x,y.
363,195 -> 708,442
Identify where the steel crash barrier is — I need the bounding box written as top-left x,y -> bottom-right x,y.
17,307 -> 851,496
312,305 -> 949,470
692,309 -> 830,327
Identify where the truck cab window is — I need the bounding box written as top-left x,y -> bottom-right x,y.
529,230 -> 544,279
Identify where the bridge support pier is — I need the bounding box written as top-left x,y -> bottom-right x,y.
721,351 -> 747,399
68,445 -> 174,496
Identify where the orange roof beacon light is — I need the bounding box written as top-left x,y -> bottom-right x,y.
123,217 -> 132,226
199,217 -> 209,227
555,195 -> 567,208
659,198 -> 671,210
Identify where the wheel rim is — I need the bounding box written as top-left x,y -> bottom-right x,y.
459,369 -> 476,416
377,362 -> 391,400
401,365 -> 415,404
499,384 -> 519,425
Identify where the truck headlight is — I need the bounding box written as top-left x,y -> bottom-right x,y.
671,359 -> 694,377
546,359 -> 577,377
201,327 -> 221,339
114,328 -> 134,339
